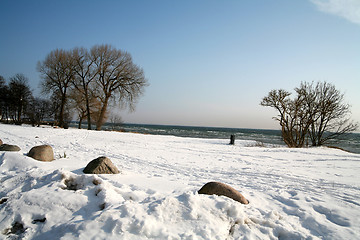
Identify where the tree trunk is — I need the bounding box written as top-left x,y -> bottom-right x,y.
85,94 -> 92,130
78,117 -> 82,129
59,94 -> 66,128
17,105 -> 22,124
5,109 -> 9,123
16,111 -> 20,124
96,97 -> 109,131
82,79 -> 92,130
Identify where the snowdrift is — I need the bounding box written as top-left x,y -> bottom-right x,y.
0,124 -> 359,239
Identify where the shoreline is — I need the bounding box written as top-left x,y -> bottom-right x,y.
2,122 -> 359,154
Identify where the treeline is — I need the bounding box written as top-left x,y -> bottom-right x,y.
0,74 -> 53,126
1,44 -> 148,130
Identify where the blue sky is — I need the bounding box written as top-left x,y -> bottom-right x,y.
0,0 -> 359,130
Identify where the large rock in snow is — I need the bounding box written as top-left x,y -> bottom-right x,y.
0,139 -> 3,145
83,157 -> 120,174
198,182 -> 249,204
0,144 -> 21,152
28,145 -> 54,162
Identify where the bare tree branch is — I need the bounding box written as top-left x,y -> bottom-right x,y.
261,81 -> 358,148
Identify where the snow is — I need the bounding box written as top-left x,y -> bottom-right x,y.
0,124 -> 359,239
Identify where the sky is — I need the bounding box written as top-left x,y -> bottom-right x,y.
0,0 -> 359,130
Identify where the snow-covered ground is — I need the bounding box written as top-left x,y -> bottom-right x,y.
0,124 -> 359,239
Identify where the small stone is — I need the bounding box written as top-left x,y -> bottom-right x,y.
0,144 -> 21,152
4,222 -> 25,235
198,182 -> 249,204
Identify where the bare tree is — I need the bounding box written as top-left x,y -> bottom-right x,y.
37,45 -> 148,130
8,74 -> 33,124
69,88 -> 87,128
261,81 -> 358,148
69,87 -> 101,129
26,97 -> 53,126
37,49 -> 75,128
71,47 -> 97,130
91,44 -> 148,130
260,89 -> 310,147
0,75 -> 9,122
109,112 -> 123,130
306,81 -> 358,146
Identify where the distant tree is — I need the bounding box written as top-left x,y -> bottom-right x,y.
91,44 -> 148,130
37,49 -> 75,128
48,90 -> 62,125
0,75 -> 9,122
261,81 -> 358,148
8,74 -> 33,124
26,97 -> 53,126
109,112 -> 123,130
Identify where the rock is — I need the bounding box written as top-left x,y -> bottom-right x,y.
32,217 -> 46,224
0,139 -> 3,145
28,145 -> 54,162
83,157 -> 120,174
198,182 -> 249,204
0,144 -> 21,152
3,222 -> 25,235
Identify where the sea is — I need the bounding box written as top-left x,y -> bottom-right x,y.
71,123 -> 360,154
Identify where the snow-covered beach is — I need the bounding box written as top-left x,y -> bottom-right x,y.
0,124 -> 359,239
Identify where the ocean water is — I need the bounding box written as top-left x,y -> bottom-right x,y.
93,123 -> 359,154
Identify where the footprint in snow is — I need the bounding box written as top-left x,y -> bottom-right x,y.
313,205 -> 350,227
